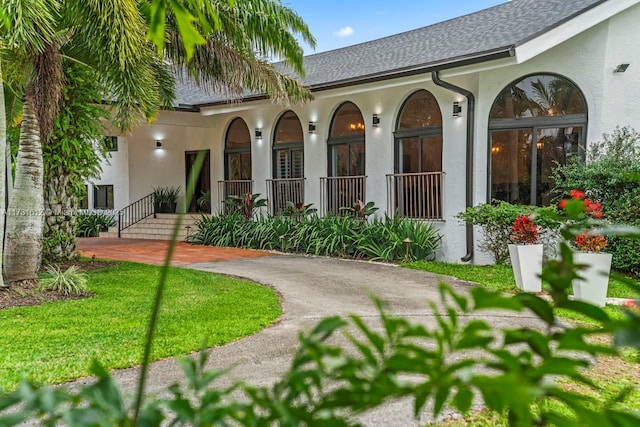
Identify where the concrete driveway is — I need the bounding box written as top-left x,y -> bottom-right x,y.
97,254 -> 542,426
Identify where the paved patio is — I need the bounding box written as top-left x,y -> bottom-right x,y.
76,238 -> 274,266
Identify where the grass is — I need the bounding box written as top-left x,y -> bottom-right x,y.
0,262 -> 281,391
403,261 -> 639,298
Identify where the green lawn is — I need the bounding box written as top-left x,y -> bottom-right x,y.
0,262 -> 281,391
403,261 -> 639,298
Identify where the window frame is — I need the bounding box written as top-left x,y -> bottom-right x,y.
224,118 -> 252,181
272,111 -> 304,179
327,102 -> 366,177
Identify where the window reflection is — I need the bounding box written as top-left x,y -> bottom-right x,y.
225,118 -> 252,180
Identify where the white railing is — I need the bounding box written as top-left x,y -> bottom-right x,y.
217,180 -> 253,212
266,178 -> 305,215
386,172 -> 444,220
320,176 -> 367,216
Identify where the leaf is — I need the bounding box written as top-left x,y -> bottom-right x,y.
471,287 -> 522,311
562,300 -> 610,322
168,0 -> 206,61
453,388 -> 474,413
515,293 -> 555,324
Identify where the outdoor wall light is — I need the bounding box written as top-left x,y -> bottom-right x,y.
452,101 -> 462,118
308,121 -> 317,133
155,139 -> 163,149
372,114 -> 380,127
255,128 -> 263,139
614,63 -> 630,73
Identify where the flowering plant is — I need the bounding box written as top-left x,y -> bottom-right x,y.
510,215 -> 539,244
558,189 -> 607,252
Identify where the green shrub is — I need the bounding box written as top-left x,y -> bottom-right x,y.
457,202 -> 560,264
39,265 -> 88,295
552,126 -> 640,275
189,213 -> 441,262
76,210 -> 116,237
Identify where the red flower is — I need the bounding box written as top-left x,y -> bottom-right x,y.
511,215 -> 539,245
570,189 -> 586,200
558,199 -> 568,210
575,232 -> 608,253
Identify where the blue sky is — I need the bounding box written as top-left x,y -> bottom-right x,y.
283,0 -> 507,54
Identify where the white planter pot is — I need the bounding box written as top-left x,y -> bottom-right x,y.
508,244 -> 543,292
572,252 -> 612,307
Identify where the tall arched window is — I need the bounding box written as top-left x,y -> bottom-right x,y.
391,90 -> 443,218
224,118 -> 252,180
328,102 -> 365,177
323,102 -> 366,215
273,111 -> 304,179
270,111 -> 304,214
489,73 -> 587,206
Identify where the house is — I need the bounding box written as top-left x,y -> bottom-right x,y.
90,0 -> 640,263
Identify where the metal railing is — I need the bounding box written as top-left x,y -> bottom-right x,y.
386,172 -> 444,220
217,180 -> 253,212
118,193 -> 155,237
266,178 -> 305,215
320,175 -> 367,216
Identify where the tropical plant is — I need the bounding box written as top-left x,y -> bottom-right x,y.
224,193 -> 267,220
510,214 -> 539,244
153,186 -> 180,208
283,201 -> 316,221
38,264 -> 88,295
340,199 -> 378,219
76,211 -> 117,238
196,189 -> 211,212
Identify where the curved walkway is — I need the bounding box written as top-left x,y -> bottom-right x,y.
74,239 -> 543,426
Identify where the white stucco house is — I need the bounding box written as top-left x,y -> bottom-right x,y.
90,0 -> 640,263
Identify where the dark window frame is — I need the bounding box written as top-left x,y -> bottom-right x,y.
327,102 -> 366,177
93,185 -> 114,209
104,136 -> 118,152
224,117 -> 252,180
273,111 -> 305,179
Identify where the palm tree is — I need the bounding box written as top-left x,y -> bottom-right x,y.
1,0 -> 314,282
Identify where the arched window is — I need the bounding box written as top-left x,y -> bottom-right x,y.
273,111 -> 304,179
489,74 -> 587,206
328,102 -> 365,177
270,111 -> 305,214
395,90 -> 443,174
224,118 -> 252,180
391,90 -> 443,219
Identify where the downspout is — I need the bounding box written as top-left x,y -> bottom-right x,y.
431,71 -> 475,262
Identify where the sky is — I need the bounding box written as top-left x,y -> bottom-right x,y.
283,0 -> 507,54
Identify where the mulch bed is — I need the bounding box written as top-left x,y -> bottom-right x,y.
0,259 -> 116,311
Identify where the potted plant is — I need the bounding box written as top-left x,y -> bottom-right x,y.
508,214 -> 543,292
559,190 -> 611,307
153,186 -> 180,214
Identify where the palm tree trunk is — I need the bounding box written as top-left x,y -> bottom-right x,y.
4,99 -> 44,282
0,62 -> 7,287
44,166 -> 78,259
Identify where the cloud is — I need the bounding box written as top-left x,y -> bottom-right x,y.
334,26 -> 354,38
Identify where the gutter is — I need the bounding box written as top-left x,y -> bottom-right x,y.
431,71 -> 475,263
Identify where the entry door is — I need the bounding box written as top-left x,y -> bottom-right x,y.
185,150 -> 211,213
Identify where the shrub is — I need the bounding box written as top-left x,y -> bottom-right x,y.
457,202 -> 560,264
76,210 -> 116,237
552,126 -> 640,275
39,265 -> 88,295
189,213 -> 441,262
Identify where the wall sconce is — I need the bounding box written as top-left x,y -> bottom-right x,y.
308,121 -> 317,133
614,63 -> 630,73
372,114 -> 380,127
255,128 -> 263,139
155,139 -> 162,149
453,101 -> 462,118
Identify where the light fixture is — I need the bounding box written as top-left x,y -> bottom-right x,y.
255,128 -> 262,139
372,114 -> 380,127
453,101 -> 462,118
614,63 -> 630,73
308,121 -> 317,133
155,139 -> 162,149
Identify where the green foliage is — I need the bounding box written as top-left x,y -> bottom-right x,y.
76,211 -> 116,237
38,265 -> 88,296
340,199 -> 379,219
457,202 -> 561,264
189,213 -> 442,261
152,186 -> 180,204
196,189 -> 211,212
283,201 -> 317,221
552,127 -> 640,276
43,230 -> 76,260
223,193 -> 267,220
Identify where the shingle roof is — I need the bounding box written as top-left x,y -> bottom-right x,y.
174,0 -> 605,107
